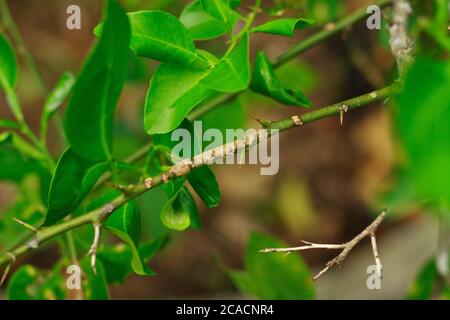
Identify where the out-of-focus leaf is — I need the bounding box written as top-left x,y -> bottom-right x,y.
6,265 -> 65,300
44,148 -> 108,226
65,0 -> 130,162
251,52 -> 312,107
40,72 -> 75,140
407,256 -> 450,300
396,58 -> 450,203
228,233 -> 315,299
42,72 -> 75,120
0,119 -> 19,129
180,0 -> 239,41
80,257 -> 109,300
0,34 -> 22,120
98,236 -> 167,284
0,133 -> 51,198
307,0 -> 343,25
0,33 -> 17,89
144,62 -> 214,135
251,18 -> 313,36
201,0 -> 232,27
200,33 -> 250,92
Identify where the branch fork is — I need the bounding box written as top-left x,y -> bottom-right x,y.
260,211 -> 386,280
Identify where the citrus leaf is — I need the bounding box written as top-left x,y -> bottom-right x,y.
396,58 -> 450,203
250,51 -> 312,107
201,0 -> 232,26
180,0 -> 238,41
0,33 -> 17,89
200,33 -> 250,92
104,200 -> 154,276
42,72 -> 75,122
65,0 -> 130,162
144,62 -> 213,135
44,148 -> 108,226
251,18 -> 313,36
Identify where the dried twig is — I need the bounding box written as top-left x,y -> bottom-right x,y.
260,211 -> 386,280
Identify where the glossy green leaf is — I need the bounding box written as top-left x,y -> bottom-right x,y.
201,0 -> 232,26
0,33 -> 17,89
65,0 -> 130,162
250,52 -> 312,107
228,233 -> 315,299
200,33 -> 250,92
42,72 -> 75,122
180,0 -> 236,41
127,11 -> 209,66
188,166 -> 221,208
251,18 -> 313,36
144,62 -> 214,134
104,200 -> 154,276
44,148 -> 108,226
396,58 -> 450,203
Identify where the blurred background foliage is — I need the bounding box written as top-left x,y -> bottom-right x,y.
0,0 -> 449,299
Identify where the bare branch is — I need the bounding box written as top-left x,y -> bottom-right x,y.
260,211 -> 386,280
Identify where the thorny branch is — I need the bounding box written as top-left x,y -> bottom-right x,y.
260,212 -> 386,280
0,0 -> 399,281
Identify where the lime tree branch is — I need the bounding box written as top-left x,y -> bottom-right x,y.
188,0 -> 393,120
0,83 -> 401,267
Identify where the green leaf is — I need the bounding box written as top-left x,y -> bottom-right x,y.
0,118 -> 19,129
98,237 -> 166,284
127,11 -> 208,66
144,62 -> 214,134
0,33 -> 18,89
0,133 -> 51,199
65,0 -> 130,162
188,166 -> 221,207
44,148 -> 108,226
396,58 -> 450,203
407,259 -> 437,300
251,18 -> 313,36
42,72 -> 75,123
228,233 -> 315,299
152,119 -> 221,208
201,0 -> 232,26
104,200 -> 154,276
6,265 -> 65,300
0,34 -> 22,120
200,33 -> 250,92
80,257 -> 110,300
407,255 -> 450,300
180,0 -> 237,41
250,51 -> 312,107
160,178 -> 200,231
